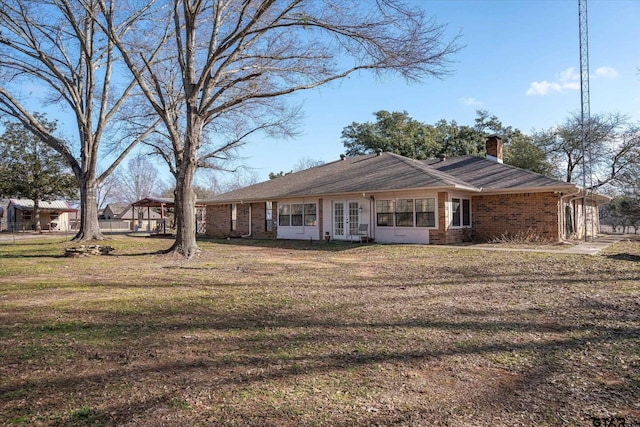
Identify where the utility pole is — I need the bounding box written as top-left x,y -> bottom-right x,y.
579,0 -> 591,241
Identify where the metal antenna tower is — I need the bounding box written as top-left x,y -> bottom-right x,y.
579,0 -> 592,241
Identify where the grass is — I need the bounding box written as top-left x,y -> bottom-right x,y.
1,234 -> 639,426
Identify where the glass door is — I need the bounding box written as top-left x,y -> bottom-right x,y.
333,201 -> 360,240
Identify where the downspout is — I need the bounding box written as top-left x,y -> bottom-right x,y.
241,203 -> 252,238
560,188 -> 582,241
369,196 -> 375,241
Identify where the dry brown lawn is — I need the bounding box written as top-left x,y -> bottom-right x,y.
1,235 -> 639,426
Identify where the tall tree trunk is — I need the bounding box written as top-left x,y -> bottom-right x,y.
73,177 -> 104,241
167,160 -> 199,258
33,199 -> 41,233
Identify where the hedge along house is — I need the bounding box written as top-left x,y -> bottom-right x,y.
205,137 -> 607,244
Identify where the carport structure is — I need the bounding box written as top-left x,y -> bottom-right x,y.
131,197 -> 207,234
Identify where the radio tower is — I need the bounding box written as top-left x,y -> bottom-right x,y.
578,0 -> 591,241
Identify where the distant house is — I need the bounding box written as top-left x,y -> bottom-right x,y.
204,137 -> 608,244
6,199 -> 77,232
101,203 -> 130,220
101,202 -> 164,232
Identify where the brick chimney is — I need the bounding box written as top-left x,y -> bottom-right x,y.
485,135 -> 503,163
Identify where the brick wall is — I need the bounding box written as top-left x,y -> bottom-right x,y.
429,192 -> 448,244
206,202 -> 277,239
472,192 -> 561,242
250,202 -> 277,239
206,204 -> 231,238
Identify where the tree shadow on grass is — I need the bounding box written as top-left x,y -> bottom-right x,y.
2,313 -> 638,425
605,252 -> 640,262
198,237 -> 376,252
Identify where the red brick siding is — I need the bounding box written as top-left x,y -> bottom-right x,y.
428,192 -> 448,244
426,192 -> 469,245
472,192 -> 561,241
250,202 -> 277,239
206,204 -> 231,238
206,202 -> 277,239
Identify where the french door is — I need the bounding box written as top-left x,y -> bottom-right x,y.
333,201 -> 359,240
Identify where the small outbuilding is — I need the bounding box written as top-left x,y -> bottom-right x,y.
6,199 -> 77,232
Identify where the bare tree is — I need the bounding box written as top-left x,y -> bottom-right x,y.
534,113 -> 640,191
96,0 -> 460,257
96,171 -> 122,208
0,0 -> 158,240
114,156 -> 164,204
293,157 -> 325,172
198,167 -> 259,195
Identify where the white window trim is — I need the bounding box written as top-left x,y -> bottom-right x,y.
375,196 -> 438,230
450,196 -> 472,228
277,200 -> 319,228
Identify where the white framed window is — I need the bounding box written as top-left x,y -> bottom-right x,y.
304,203 -> 317,226
376,200 -> 394,227
451,197 -> 471,227
231,203 -> 237,231
278,204 -> 291,226
265,201 -> 273,231
395,199 -> 414,227
376,198 -> 437,228
278,202 -> 317,227
416,198 -> 436,227
291,204 -> 303,226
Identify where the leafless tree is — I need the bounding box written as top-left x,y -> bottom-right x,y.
293,157 -> 325,172
95,0 -> 460,257
96,170 -> 121,208
0,0 -> 159,240
198,167 -> 259,195
534,113 -> 640,191
113,156 -> 164,205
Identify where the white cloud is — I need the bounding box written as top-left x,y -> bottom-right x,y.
594,66 -> 619,78
526,67 -> 580,96
559,67 -> 580,82
460,97 -> 483,107
526,81 -> 562,96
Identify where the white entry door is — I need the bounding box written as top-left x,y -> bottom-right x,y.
333,201 -> 360,240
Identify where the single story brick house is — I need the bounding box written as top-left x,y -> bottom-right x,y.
204,137 -> 607,244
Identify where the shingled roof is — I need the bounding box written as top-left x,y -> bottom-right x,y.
423,156 -> 576,192
208,152 -> 578,203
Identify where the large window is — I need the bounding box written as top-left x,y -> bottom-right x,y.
416,198 -> 436,227
304,203 -> 317,226
376,198 -> 436,228
451,197 -> 471,227
291,204 -> 303,226
376,200 -> 394,226
395,199 -> 414,227
278,204 -> 291,226
279,203 -> 317,227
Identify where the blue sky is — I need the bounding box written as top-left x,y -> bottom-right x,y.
10,1 -> 639,189
235,0 -> 640,183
